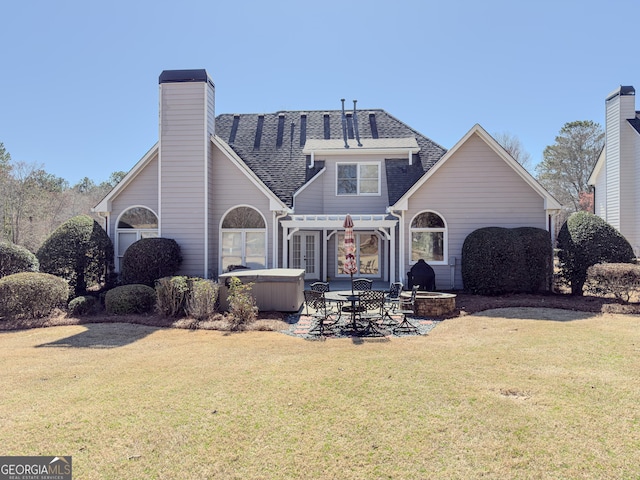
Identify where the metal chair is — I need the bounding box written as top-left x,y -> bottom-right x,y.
357,290 -> 387,336
303,290 -> 338,336
393,286 -> 419,334
352,278 -> 373,291
310,281 -> 330,293
381,282 -> 403,325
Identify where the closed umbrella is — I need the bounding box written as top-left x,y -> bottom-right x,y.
343,214 -> 357,293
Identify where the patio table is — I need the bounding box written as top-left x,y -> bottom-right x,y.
324,290 -> 365,331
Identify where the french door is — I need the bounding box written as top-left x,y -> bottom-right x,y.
291,232 -> 320,280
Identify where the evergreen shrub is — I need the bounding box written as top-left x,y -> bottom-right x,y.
461,226 -> 552,295
0,242 -> 39,278
105,284 -> 156,314
120,238 -> 182,286
557,212 -> 635,295
0,272 -> 69,319
36,215 -> 115,297
68,295 -> 101,316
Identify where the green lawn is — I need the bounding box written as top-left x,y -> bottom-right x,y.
1,308 -> 639,479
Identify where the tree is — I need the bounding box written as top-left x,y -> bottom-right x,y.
536,121 -> 604,213
37,214 -> 115,297
494,132 -> 533,171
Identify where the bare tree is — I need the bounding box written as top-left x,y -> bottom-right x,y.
494,131 -> 533,172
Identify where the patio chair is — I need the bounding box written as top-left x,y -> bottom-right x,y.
381,282 -> 403,325
310,281 -> 330,293
393,286 -> 419,334
352,278 -> 373,291
303,290 -> 338,336
356,290 -> 387,336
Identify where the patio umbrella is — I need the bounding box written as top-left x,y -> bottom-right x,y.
343,214 -> 358,293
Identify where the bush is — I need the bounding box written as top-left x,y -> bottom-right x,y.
557,212 -> 635,295
105,284 -> 156,314
120,238 -> 182,287
186,278 -> 219,320
68,295 -> 101,316
155,276 -> 189,317
584,263 -> 640,302
461,227 -> 552,295
0,242 -> 39,278
0,272 -> 69,320
226,277 -> 257,330
37,215 -> 115,297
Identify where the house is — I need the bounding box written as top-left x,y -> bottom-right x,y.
588,86 -> 640,254
93,69 -> 561,290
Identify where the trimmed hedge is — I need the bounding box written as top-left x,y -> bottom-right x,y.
0,242 -> 39,278
584,263 -> 640,302
36,214 -> 115,297
120,238 -> 182,286
462,227 -> 552,295
68,295 -> 101,316
105,284 -> 157,314
0,272 -> 69,319
557,212 -> 635,295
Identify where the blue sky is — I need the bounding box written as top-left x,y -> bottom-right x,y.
1,0 -> 638,185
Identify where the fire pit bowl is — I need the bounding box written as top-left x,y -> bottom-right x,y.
401,291 -> 456,316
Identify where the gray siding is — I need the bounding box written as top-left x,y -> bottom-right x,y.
109,154 -> 159,235
160,81 -> 210,277
294,171 -> 325,213
605,96 -> 622,230
405,133 -> 546,290
210,145 -> 275,276
309,154 -> 390,214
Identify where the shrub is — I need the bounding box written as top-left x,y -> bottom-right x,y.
461,226 -> 552,295
557,212 -> 635,295
120,238 -> 182,286
155,276 -> 189,317
105,284 -> 156,314
584,263 -> 640,302
186,278 -> 219,320
68,295 -> 101,316
0,242 -> 39,278
37,215 -> 115,297
0,272 -> 69,320
226,277 -> 257,330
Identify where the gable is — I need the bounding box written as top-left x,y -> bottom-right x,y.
391,124 -> 561,211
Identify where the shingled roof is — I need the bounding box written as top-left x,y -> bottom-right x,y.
214,109 -> 447,208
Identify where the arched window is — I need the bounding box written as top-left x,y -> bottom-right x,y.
410,211 -> 447,264
221,206 -> 266,271
116,206 -> 159,270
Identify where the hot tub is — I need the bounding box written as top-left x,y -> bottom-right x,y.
218,268 -> 305,312
401,291 -> 456,316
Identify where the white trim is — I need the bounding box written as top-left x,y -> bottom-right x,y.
292,166 -> 326,210
408,210 -> 448,266
335,162 -> 381,196
219,205 -> 268,274
114,205 -> 160,272
391,124 -> 562,211
211,135 -> 289,211
92,143 -> 159,213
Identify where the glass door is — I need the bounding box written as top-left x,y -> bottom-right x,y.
291,232 -> 320,280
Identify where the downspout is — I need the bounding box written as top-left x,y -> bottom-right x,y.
273,210 -> 289,269
387,208 -> 403,284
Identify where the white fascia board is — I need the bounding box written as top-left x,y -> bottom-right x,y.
292,167 -> 326,210
390,124 -> 562,211
211,135 -> 289,212
92,142 -> 159,213
588,147 -> 606,186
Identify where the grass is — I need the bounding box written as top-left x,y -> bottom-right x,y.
1,308 -> 639,479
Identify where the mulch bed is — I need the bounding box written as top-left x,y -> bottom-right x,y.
1,292 -> 639,332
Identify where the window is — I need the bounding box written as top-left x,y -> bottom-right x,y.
221,206 -> 266,271
410,211 -> 446,264
116,206 -> 159,271
337,163 -> 380,195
